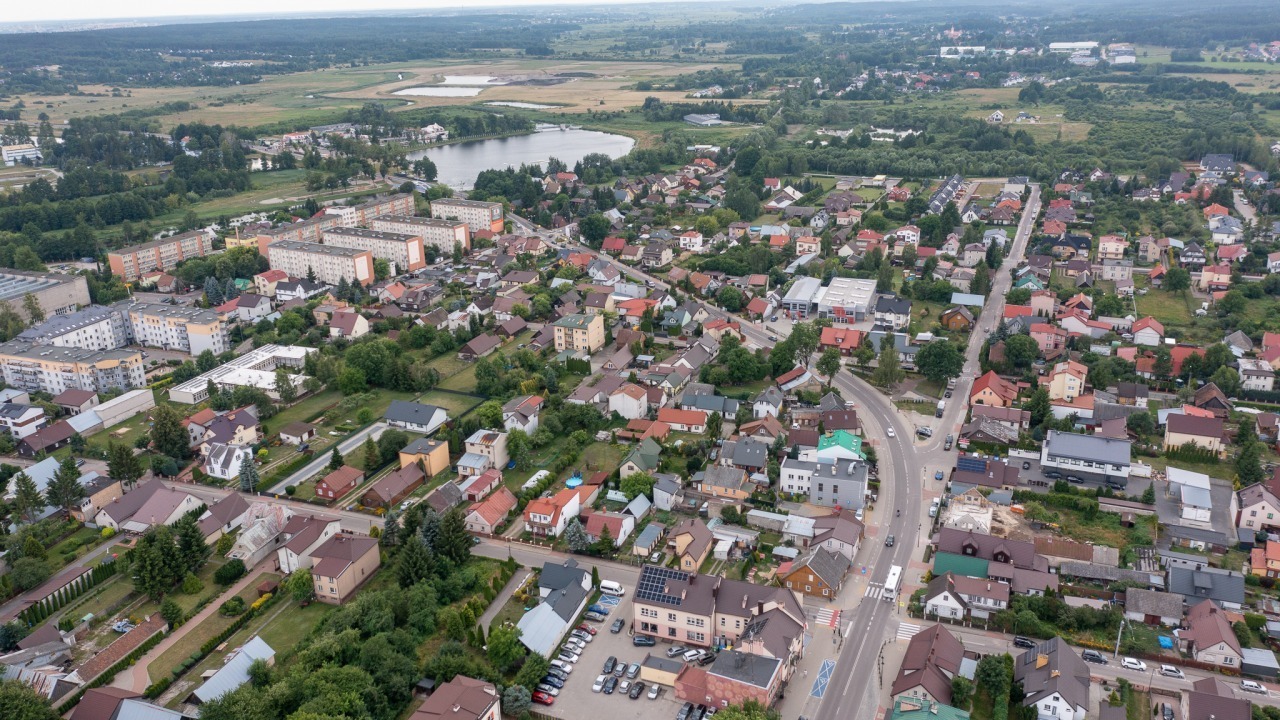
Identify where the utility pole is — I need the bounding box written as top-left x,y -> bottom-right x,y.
1113,617 -> 1127,659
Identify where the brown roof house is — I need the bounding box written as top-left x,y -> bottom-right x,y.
309,534 -> 380,604
1179,599 -> 1244,668
890,625 -> 968,706
780,548 -> 851,599
411,675 -> 501,720
672,518 -> 715,571
362,464 -> 424,508
316,465 -> 364,500
465,486 -> 518,535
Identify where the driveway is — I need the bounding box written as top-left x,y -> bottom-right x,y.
264,421 -> 388,494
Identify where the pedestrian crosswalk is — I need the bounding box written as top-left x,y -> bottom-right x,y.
897,622 -> 922,641
865,583 -> 886,599
814,607 -> 842,628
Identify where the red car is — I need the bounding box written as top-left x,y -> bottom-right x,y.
576,624 -> 598,636
532,692 -> 555,706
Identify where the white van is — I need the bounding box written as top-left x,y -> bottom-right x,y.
600,580 -> 626,597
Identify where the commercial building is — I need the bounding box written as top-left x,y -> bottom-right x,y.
114,301 -> 228,356
370,215 -> 471,254
780,277 -> 823,318
430,198 -> 505,234
816,277 -> 878,322
108,231 -> 214,282
321,227 -> 426,273
1039,430 -> 1132,482
553,313 -> 606,354
0,270 -> 91,322
0,341 -> 145,395
264,240 -> 374,286
168,344 -> 315,404
16,305 -> 128,351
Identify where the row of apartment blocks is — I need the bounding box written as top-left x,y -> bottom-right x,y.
107,230 -> 215,282
428,198 -> 505,234
0,341 -> 146,396
263,240 -> 375,287
245,194 -> 417,247
16,301 -> 228,357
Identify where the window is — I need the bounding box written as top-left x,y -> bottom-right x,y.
817,483 -> 824,492
823,588 -> 829,596
641,608 -> 657,618
805,585 -> 811,592
668,628 -> 677,637
668,613 -> 677,622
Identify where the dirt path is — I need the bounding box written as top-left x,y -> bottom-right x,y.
110,558 -> 271,693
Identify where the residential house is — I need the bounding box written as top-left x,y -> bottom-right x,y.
1132,317 -> 1164,346
310,534 -> 380,604
524,487 -> 583,537
459,430 -> 509,477
384,400 -> 449,435
1046,360 -> 1088,401
328,311 -> 369,339
780,548 -> 851,599
398,437 -> 450,475
970,371 -> 1017,407
671,518 -> 715,571
1013,638 -> 1090,720
1180,600 -> 1244,668
923,572 -> 1010,621
890,625 -> 968,706
410,676 -> 501,720
501,395 -> 543,434
316,466 -> 363,500
1164,414 -> 1226,458
362,464 -> 424,508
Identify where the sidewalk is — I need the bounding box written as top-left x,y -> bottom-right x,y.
110,558 -> 272,692
480,569 -> 531,631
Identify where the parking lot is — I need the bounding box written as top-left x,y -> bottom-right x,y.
541,590 -> 692,720
1015,455 -> 1154,497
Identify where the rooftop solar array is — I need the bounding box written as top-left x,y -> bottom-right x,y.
636,564 -> 689,607
956,456 -> 987,474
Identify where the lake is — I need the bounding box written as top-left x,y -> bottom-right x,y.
407,127 -> 635,190
394,87 -> 485,97
485,101 -> 556,110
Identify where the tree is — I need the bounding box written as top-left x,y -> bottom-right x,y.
10,473 -> 42,523
203,276 -> 225,306
1164,267 -> 1191,293
161,597 -> 184,627
502,685 -> 532,716
45,456 -> 84,518
1238,441 -> 1265,487
706,410 -> 723,439
238,456 -> 260,493
397,538 -> 435,587
853,342 -> 875,370
436,507 -> 472,565
816,348 -> 842,388
621,472 -> 656,501
1126,411 -> 1155,438
871,342 -> 904,389
214,558 -> 247,585
20,294 -> 43,324
328,446 -> 343,471
717,286 -> 746,312
174,515 -> 209,571
579,214 -> 610,247
1026,388 -> 1051,427
790,322 -> 820,365
712,701 -> 773,720
592,524 -> 615,556
108,443 -> 145,487
563,517 -> 590,553
1141,483 -> 1156,504
133,526 -> 184,599
274,366 -> 297,404
363,436 -> 380,470
1003,334 -> 1039,368
951,676 -> 974,709
487,625 -> 525,671
915,342 -> 964,385
514,655 -> 551,691
381,511 -> 401,547
151,404 -> 191,459
284,568 -> 314,602
0,678 -> 60,720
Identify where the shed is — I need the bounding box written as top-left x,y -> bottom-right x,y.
713,538 -> 733,560
641,654 -> 684,687
772,546 -> 799,561
1242,648 -> 1280,679
632,523 -> 665,557
191,636 -> 275,704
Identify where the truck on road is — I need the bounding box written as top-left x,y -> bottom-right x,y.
935,400 -> 946,418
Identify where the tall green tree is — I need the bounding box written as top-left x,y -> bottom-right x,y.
10,473 -> 42,523
436,507 -> 472,565
397,538 -> 435,588
20,294 -> 44,324
151,404 -> 190,459
0,677 -> 60,720
274,366 -> 297,404
238,456 -> 260,493
871,342 -> 904,389
328,446 -> 344,471
816,347 -> 842,388
174,515 -> 209,571
915,342 -> 964,385
45,456 -> 84,518
107,442 -> 145,487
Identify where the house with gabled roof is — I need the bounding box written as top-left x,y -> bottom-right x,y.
889,625 -> 969,706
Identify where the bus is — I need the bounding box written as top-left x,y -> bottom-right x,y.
883,565 -> 903,603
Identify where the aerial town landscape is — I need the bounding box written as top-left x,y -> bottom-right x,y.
2,2 -> 1280,720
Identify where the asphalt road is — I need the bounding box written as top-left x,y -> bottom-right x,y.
263,421 -> 389,494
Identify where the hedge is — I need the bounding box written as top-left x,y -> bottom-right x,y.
56,627 -> 167,714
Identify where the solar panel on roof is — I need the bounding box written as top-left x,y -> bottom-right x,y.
635,565 -> 689,606
956,456 -> 986,473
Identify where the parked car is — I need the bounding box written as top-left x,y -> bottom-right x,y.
1081,650 -> 1107,665
577,623 -> 598,635
611,618 -> 625,633
634,635 -> 656,647
536,684 -> 560,697
1012,636 -> 1036,649
546,668 -> 569,682
558,650 -> 580,663
593,675 -> 607,693
916,427 -> 933,438
697,653 -> 717,667
550,659 -> 574,673
571,630 -> 594,643
584,612 -> 608,622
667,646 -> 688,658
564,638 -> 586,651
1043,470 -> 1063,480
1161,704 -> 1175,720
1022,461 -> 1031,470
1120,657 -> 1146,671
1242,680 -> 1267,694
532,692 -> 555,706
629,681 -> 646,699
627,663 -> 641,679
604,656 -> 618,674
648,684 -> 661,699
934,471 -> 944,481
678,702 -> 694,720
618,680 -> 631,695
588,604 -> 610,615
1066,475 -> 1084,484
541,675 -> 564,689
614,662 -> 627,677
603,676 -> 619,694
1159,665 -> 1185,679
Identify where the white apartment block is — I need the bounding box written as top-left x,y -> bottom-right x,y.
370,215 -> 471,254
169,344 -> 316,404
266,240 -> 374,286
16,305 -> 128,351
115,301 -> 228,356
429,198 -> 505,234
0,341 -> 146,395
321,227 -> 426,273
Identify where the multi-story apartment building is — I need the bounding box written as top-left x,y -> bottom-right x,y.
321,227 -> 426,273
0,270 -> 91,322
329,194 -> 415,227
370,215 -> 470,254
0,341 -> 146,395
553,313 -> 605,354
429,198 -> 505,234
264,240 -> 374,286
113,301 -> 228,356
16,305 -> 128,351
254,194 -> 416,250
256,215 -> 344,248
107,231 -> 214,282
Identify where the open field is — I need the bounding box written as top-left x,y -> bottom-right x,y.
415,390 -> 484,418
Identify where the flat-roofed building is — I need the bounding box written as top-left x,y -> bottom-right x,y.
321,227 -> 426,273
780,277 -> 823,318
430,198 -> 505,234
114,301 -> 228,356
370,215 -> 471,254
168,344 -> 315,404
108,231 -> 214,281
264,240 -> 374,286
16,305 -> 128,351
816,277 -> 878,323
0,341 -> 146,394
0,270 -> 91,322
255,215 -> 343,247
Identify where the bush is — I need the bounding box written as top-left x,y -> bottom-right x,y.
181,573 -> 204,595
214,559 -> 246,585
220,596 -> 247,616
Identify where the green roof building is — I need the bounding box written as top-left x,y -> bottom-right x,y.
889,698 -> 970,720
932,551 -> 990,579
817,429 -> 865,460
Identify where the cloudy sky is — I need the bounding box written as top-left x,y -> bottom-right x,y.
7,0 -> 624,25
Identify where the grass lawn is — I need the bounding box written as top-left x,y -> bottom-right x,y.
438,365 -> 478,392
59,575 -> 134,625
424,351 -> 473,380
87,411 -> 153,453
1126,690 -> 1151,720
1135,289 -> 1195,327
270,390 -> 342,430
415,390 -> 484,417
488,593 -> 535,633
1145,455 -> 1233,481
146,571 -> 281,684
49,526 -> 108,564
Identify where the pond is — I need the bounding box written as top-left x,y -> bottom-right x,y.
407,127 -> 635,190
485,101 -> 557,110
393,87 -> 485,97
